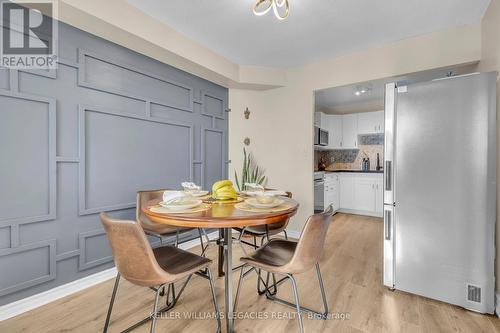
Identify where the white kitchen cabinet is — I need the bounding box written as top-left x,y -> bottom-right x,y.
341,114 -> 358,148
314,112 -> 328,128
375,178 -> 383,214
339,173 -> 355,209
324,173 -> 340,211
357,111 -> 384,134
353,178 -> 376,211
326,114 -> 342,149
337,173 -> 383,216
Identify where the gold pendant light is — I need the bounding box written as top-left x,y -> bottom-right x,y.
253,0 -> 289,20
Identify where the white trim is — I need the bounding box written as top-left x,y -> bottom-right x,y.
0,231 -> 219,321
285,230 -> 301,240
495,291 -> 500,318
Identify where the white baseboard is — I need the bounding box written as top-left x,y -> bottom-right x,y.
495,291 -> 500,318
286,230 -> 301,240
0,231 -> 219,321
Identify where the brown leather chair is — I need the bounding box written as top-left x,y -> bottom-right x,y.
233,190 -> 293,247
100,213 -> 221,333
233,205 -> 334,333
232,190 -> 292,294
137,189 -> 210,255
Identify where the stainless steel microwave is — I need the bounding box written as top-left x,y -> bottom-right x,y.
314,127 -> 329,146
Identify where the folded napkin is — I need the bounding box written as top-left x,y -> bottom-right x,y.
244,183 -> 264,191
262,190 -> 288,196
181,182 -> 201,191
162,190 -> 186,204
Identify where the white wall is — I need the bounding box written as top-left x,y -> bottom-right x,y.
479,0 -> 500,292
229,24 -> 482,231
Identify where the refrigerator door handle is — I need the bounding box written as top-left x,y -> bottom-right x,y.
385,209 -> 391,240
385,161 -> 392,191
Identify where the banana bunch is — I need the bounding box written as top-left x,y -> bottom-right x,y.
212,180 -> 238,200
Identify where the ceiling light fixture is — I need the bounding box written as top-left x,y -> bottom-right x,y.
253,0 -> 289,20
355,86 -> 372,96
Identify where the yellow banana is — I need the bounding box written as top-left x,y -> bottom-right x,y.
212,180 -> 233,192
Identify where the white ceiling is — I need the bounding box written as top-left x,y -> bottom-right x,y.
127,0 -> 490,67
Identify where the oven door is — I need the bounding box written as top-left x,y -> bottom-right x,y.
314,179 -> 325,211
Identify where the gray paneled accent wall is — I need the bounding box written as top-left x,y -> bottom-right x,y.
0,21 -> 228,305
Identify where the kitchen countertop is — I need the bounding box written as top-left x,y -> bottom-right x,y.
315,170 -> 384,174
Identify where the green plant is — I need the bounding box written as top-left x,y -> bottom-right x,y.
234,148 -> 266,191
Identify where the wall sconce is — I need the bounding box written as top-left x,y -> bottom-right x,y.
244,107 -> 250,119
244,137 -> 250,146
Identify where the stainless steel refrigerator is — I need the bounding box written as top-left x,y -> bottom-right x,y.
383,72 -> 497,313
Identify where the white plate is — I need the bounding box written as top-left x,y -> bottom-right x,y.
240,191 -> 263,196
189,190 -> 209,197
245,198 -> 284,209
241,190 -> 287,197
159,199 -> 202,211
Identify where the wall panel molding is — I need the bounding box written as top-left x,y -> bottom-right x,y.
202,91 -> 226,120
0,240 -> 56,296
201,128 -> 226,188
78,230 -> 112,271
78,104 -> 194,215
0,90 -> 56,226
77,48 -> 194,113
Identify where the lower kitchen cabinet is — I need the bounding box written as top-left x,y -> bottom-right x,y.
337,172 -> 383,217
354,178 -> 376,211
339,173 -> 355,209
324,173 -> 340,211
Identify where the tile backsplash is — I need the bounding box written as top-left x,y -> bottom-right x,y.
315,134 -> 384,171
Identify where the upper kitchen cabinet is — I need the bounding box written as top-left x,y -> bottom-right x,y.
341,113 -> 358,148
314,111 -> 328,128
327,114 -> 342,149
357,111 -> 384,134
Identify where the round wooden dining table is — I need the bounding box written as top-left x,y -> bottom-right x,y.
142,196 -> 299,333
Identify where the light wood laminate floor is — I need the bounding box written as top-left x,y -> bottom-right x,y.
1,213 -> 499,332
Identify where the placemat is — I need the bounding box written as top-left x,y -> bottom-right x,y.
234,202 -> 294,213
202,197 -> 244,205
149,203 -> 211,214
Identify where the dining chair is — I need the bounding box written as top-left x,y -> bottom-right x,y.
232,190 -> 292,294
137,189 -> 211,255
100,213 -> 221,333
233,205 -> 334,333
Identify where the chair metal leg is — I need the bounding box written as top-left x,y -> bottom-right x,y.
150,284 -> 162,333
218,228 -> 224,277
198,228 -> 206,255
165,283 -> 176,307
234,264 -> 247,312
316,263 -> 328,317
103,273 -> 120,333
236,228 -> 250,257
257,268 -> 264,294
175,230 -> 180,248
288,274 -> 305,333
207,268 -> 222,333
283,229 -> 288,240
262,264 -> 329,321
